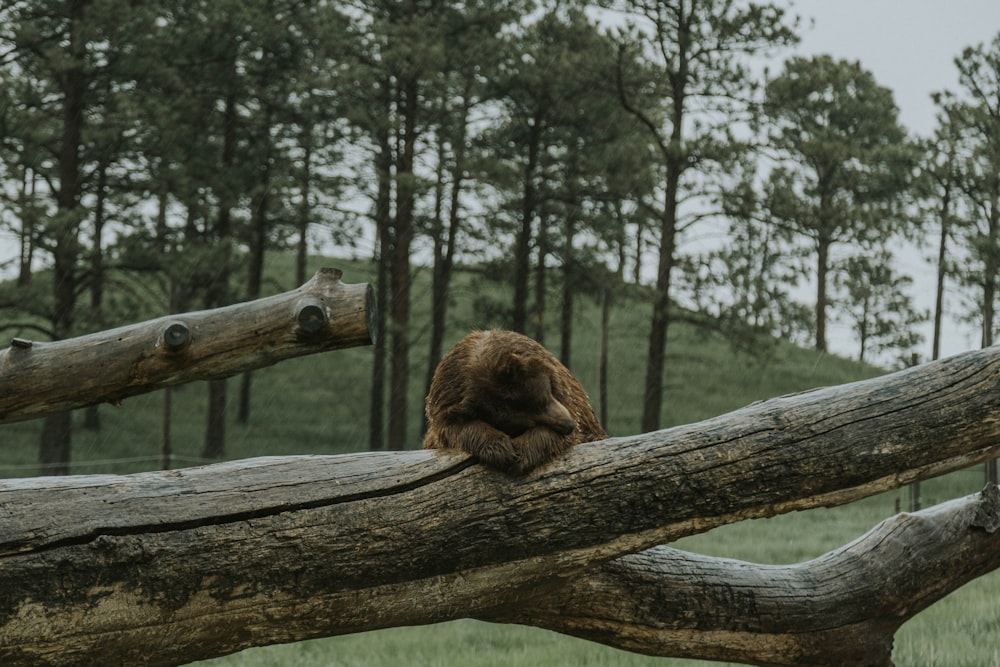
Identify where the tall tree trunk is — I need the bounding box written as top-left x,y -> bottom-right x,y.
559,210 -> 576,369
155,185 -> 169,252
387,78 -> 417,449
913,240 -> 946,495
203,381 -> 228,459
201,83 -> 238,460
640,169 -> 679,433
985,203 -> 999,485
369,91 -> 392,452
533,214 -> 548,344
513,120 -> 541,334
932,191 -> 950,362
159,195 -> 183,470
633,222 -> 643,286
815,235 -> 831,353
857,294 -> 870,363
39,412 -> 73,475
40,0 -> 87,475
238,127 -> 272,426
161,273 -> 181,471
424,115 -> 465,436
295,124 -> 313,288
424,136 -> 448,436
83,161 -> 108,431
17,166 -> 36,286
982,277 -> 995,350
161,386 -> 173,470
599,287 -> 612,432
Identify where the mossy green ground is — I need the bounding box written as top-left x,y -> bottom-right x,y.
1,254 -> 995,666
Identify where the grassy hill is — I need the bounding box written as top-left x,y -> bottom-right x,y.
1,253 -> 995,666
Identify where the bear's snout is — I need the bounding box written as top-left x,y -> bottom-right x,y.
550,415 -> 576,435
542,400 -> 576,436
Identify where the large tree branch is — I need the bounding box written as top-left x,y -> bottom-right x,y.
3,345 -> 1000,665
507,485 -> 1000,667
0,268 -> 375,424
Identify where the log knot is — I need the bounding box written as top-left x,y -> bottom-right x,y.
971,483 -> 1000,534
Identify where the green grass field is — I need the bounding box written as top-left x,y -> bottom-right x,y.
2,253 -> 997,666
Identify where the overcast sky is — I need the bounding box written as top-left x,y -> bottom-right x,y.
790,1 -> 1000,137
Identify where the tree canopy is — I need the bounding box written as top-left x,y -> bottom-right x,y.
1,1 -> 999,471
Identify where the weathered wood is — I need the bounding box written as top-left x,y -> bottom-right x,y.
508,485 -> 1000,667
3,345 -> 1000,665
0,268 -> 375,424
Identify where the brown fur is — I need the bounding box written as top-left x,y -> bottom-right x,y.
422,329 -> 606,474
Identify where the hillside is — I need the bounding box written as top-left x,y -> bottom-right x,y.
0,253 -> 882,476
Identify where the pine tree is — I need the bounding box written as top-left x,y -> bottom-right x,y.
613,0 -> 798,432
763,55 -> 916,353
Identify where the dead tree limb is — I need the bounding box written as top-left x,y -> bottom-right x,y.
3,345 -> 1000,665
0,268 -> 375,424
508,484 -> 1000,667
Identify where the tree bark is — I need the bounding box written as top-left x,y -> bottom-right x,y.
368,120 -> 392,451
424,117 -> 465,437
201,79 -> 239,461
559,206 -> 576,369
598,286 -> 611,430
237,133 -> 272,426
83,160 -> 109,432
513,119 -> 541,334
39,0 -> 88,475
387,77 -> 418,450
815,233 -> 830,353
932,186 -> 950,362
0,269 -> 375,424
295,123 -> 313,288
510,485 -> 1000,667
16,166 -> 36,287
640,179 -> 679,433
985,203 -> 1000,485
532,207 -> 548,343
4,345 -> 1000,665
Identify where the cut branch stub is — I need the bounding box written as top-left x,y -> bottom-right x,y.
160,322 -> 191,352
0,268 -> 375,424
295,299 -> 327,334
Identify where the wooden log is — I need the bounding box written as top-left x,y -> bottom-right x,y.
508,484 -> 1000,667
0,268 -> 375,424
2,345 -> 1000,665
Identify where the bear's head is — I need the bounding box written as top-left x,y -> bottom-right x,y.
452,352 -> 576,438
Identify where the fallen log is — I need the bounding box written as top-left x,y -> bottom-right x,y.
2,344 -> 1000,665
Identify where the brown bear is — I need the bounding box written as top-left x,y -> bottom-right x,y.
422,329 -> 606,474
